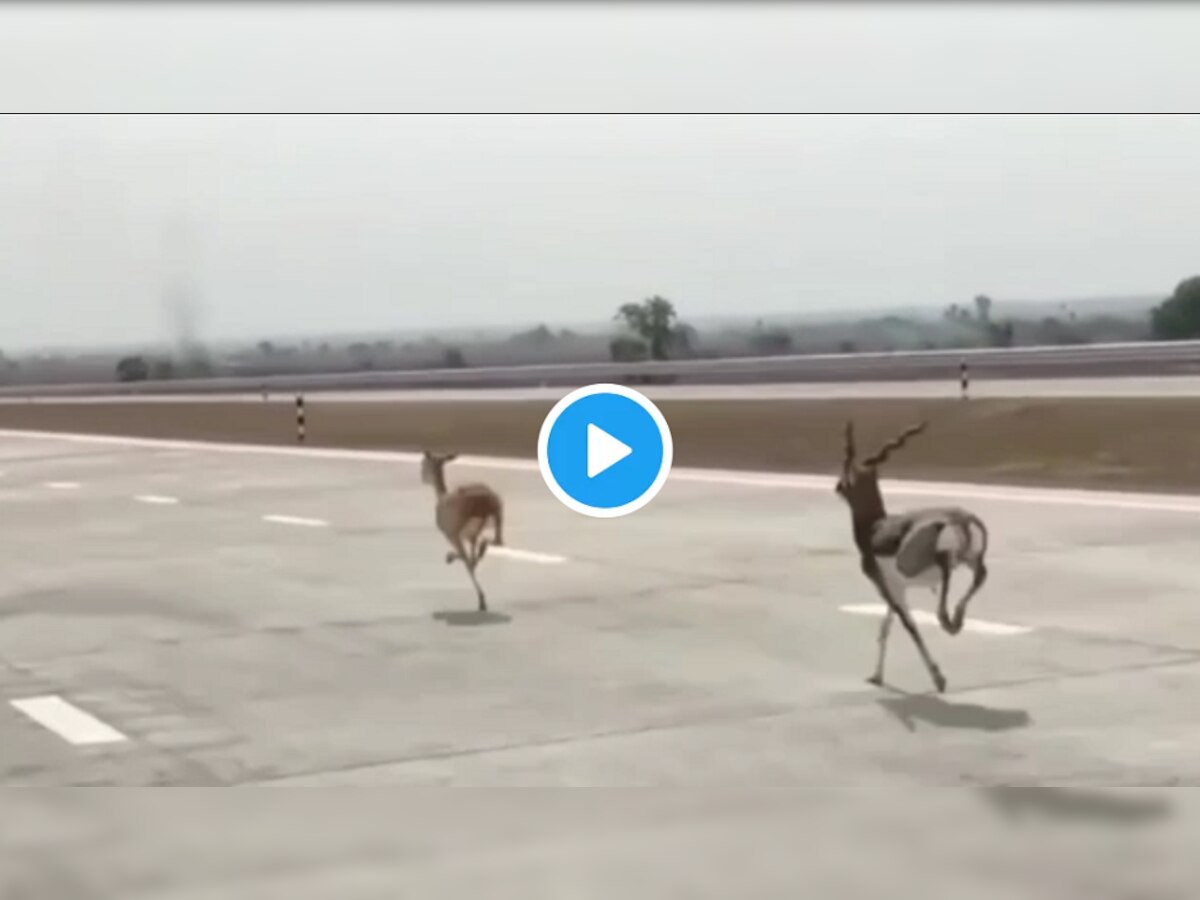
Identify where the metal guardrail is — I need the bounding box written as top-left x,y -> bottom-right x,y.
2,339 -> 1199,398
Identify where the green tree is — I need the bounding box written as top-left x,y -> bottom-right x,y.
667,322 -> 698,359
615,295 -> 679,361
609,335 -> 648,362
115,355 -> 149,382
749,327 -> 793,356
510,324 -> 554,345
150,357 -> 176,380
974,294 -> 993,323
348,342 -> 375,370
944,303 -> 971,323
985,320 -> 1016,348
1151,276 -> 1200,340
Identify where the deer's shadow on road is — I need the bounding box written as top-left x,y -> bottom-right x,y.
432,610 -> 512,628
878,692 -> 1033,733
979,787 -> 1174,826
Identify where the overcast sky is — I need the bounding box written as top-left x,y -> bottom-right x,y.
2,4 -> 1200,349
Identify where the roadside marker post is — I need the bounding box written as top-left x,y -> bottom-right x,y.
296,395 -> 306,443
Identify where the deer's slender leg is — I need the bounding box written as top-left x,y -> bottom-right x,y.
934,553 -> 957,634
445,532 -> 468,567
444,532 -> 461,565
465,556 -> 487,612
461,518 -> 485,563
445,532 -> 487,611
441,515 -> 462,565
950,560 -> 988,634
457,532 -> 488,612
863,555 -> 946,694
869,608 -> 895,686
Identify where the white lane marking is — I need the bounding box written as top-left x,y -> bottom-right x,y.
262,514 -> 329,528
45,481 -> 80,490
10,695 -> 128,746
135,494 -> 180,505
839,603 -> 1033,636
4,428 -> 1200,514
487,546 -> 567,564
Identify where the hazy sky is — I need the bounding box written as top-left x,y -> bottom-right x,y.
2,4 -> 1200,349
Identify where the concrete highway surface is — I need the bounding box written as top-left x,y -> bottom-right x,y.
1,429 -> 1196,894
8,374 -> 1200,404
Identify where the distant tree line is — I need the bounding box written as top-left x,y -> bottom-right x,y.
42,273 -> 1200,388
114,351 -> 210,383
942,294 -> 1016,347
1150,276 -> 1200,340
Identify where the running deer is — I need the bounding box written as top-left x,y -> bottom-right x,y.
835,421 -> 990,693
420,451 -> 505,612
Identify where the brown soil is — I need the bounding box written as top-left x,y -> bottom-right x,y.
1,397 -> 1198,493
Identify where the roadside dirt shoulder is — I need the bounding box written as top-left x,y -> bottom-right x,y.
2,397 -> 1198,493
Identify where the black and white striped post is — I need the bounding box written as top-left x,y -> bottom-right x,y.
959,359 -> 969,400
295,394 -> 306,443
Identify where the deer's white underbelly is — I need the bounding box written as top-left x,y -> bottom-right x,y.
879,521 -> 982,597
878,556 -> 941,595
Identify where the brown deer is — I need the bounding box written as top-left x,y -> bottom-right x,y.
420,451 -> 505,612
835,420 -> 990,694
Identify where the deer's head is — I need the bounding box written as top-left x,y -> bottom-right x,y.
835,420 -> 927,517
420,450 -> 458,488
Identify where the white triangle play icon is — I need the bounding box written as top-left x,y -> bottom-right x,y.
587,423 -> 632,478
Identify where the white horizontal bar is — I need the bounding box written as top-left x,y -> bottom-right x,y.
839,603 -> 1032,636
262,514 -> 329,528
487,546 -> 567,564
135,494 -> 180,505
10,695 -> 128,746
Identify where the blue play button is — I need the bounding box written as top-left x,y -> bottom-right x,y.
538,383 -> 674,518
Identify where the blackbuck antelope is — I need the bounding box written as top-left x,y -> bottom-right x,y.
421,451 -> 505,612
835,421 -> 990,694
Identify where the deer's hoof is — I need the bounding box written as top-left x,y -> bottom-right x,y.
932,670 -> 948,694
445,552 -> 458,565
938,613 -> 963,636
866,674 -> 884,688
